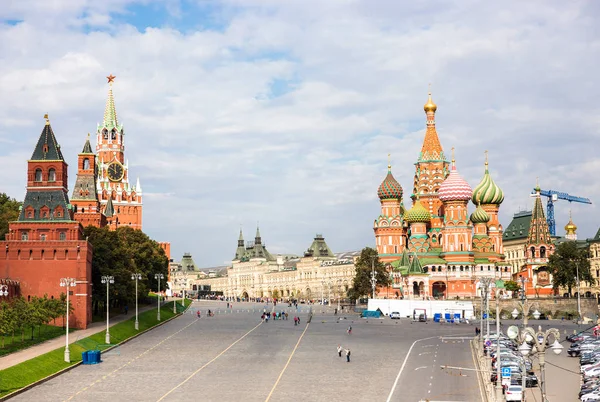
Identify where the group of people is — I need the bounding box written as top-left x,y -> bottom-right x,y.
261,311 -> 290,322
337,344 -> 351,362
195,309 -> 215,318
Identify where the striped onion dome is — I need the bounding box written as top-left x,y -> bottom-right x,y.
378,166 -> 403,200
472,161 -> 504,205
405,199 -> 431,223
470,204 -> 490,223
438,162 -> 472,202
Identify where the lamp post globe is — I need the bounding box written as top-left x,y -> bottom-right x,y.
518,342 -> 531,356
551,340 -> 564,355
533,309 -> 541,320
511,308 -> 519,319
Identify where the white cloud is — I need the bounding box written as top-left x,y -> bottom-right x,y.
0,0 -> 599,266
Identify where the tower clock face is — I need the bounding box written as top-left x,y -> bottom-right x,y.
107,162 -> 124,182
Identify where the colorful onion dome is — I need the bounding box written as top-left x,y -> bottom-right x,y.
438,162 -> 472,202
472,158 -> 504,205
378,165 -> 403,200
470,204 -> 490,224
405,199 -> 431,223
424,91 -> 437,113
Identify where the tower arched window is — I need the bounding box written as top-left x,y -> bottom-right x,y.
48,168 -> 56,182
530,247 -> 535,258
35,168 -> 42,182
83,158 -> 90,170
540,246 -> 546,259
103,129 -> 108,139
111,129 -> 117,140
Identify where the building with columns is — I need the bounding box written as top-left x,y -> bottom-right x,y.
195,231 -> 357,301
374,93 -> 511,300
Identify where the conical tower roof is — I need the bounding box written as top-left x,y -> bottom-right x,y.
103,75 -> 119,130
81,135 -> 93,154
409,254 -> 424,274
526,186 -> 551,245
31,115 -> 64,161
104,197 -> 114,218
419,91 -> 446,162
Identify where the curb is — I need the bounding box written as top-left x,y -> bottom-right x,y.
1,303 -> 191,401
471,338 -> 493,402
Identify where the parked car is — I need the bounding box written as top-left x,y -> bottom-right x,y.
390,311 -> 401,319
505,385 -> 523,401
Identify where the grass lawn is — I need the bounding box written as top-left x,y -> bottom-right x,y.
0,299 -> 191,397
0,324 -> 73,358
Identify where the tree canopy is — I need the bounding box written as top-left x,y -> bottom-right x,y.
348,247 -> 390,301
548,241 -> 593,295
83,226 -> 169,313
0,193 -> 21,240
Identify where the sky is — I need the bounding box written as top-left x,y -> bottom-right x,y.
0,0 -> 598,267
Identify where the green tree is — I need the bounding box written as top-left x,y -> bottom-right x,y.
83,226 -> 169,315
504,280 -> 520,296
548,241 -> 593,296
348,247 -> 390,301
0,301 -> 14,348
0,193 -> 21,240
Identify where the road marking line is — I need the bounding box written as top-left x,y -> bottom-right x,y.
264,323 -> 310,402
386,335 -> 440,402
65,317 -> 202,401
157,321 -> 263,401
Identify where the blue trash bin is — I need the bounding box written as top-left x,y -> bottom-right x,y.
95,350 -> 102,364
82,351 -> 89,364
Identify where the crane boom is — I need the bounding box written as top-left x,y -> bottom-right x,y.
531,188 -> 592,236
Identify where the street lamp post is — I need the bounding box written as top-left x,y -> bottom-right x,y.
576,261 -> 582,321
101,275 -> 114,344
155,273 -> 164,321
370,257 -> 377,300
510,325 -> 563,402
519,276 -> 529,327
131,273 -> 142,330
337,279 -> 342,312
478,277 -> 494,353
59,278 -> 76,363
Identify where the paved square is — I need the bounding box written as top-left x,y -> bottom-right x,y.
12,301 -> 481,402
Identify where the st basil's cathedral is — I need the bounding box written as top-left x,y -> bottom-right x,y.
373,92 -> 512,300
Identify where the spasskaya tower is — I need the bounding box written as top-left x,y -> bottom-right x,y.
96,75 -> 143,230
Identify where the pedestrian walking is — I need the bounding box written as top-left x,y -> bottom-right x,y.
347,325 -> 352,334
345,349 -> 351,362
337,345 -> 342,357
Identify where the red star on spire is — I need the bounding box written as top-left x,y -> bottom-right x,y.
107,74 -> 116,84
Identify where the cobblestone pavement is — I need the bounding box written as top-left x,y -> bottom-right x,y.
11,301 -> 481,402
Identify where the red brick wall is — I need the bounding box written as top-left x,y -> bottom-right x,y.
0,239 -> 93,329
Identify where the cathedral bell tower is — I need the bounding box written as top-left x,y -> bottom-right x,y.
95,75 -> 143,230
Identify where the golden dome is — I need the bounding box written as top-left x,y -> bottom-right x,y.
565,218 -> 577,234
424,91 -> 437,113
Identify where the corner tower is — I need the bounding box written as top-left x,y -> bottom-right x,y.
96,75 -> 143,230
412,91 -> 450,231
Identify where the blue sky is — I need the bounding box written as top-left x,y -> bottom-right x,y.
0,0 -> 598,267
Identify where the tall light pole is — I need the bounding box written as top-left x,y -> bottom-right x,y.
59,278 -> 76,363
101,275 -> 114,344
519,275 -> 529,327
513,325 -> 563,402
131,273 -> 142,330
370,256 -> 377,299
576,261 -> 582,321
494,280 -> 505,402
478,277 -> 494,353
155,273 -> 164,321
337,279 -> 342,311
